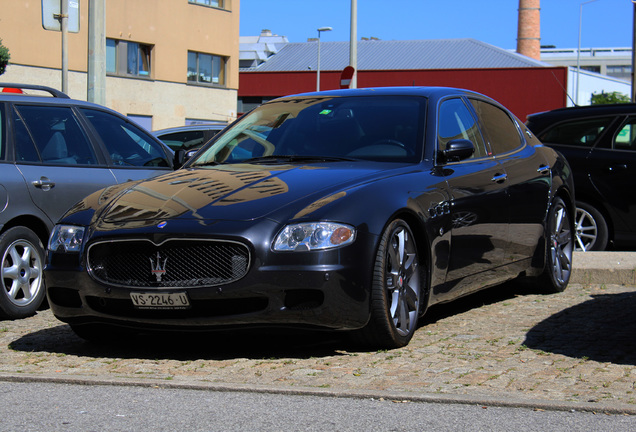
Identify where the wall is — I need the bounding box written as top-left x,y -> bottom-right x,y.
238,67 -> 569,121
0,0 -> 239,130
567,68 -> 631,106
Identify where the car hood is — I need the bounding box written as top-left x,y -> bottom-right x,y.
97,162 -> 408,224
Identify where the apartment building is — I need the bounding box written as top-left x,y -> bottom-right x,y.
0,0 -> 239,130
541,47 -> 632,82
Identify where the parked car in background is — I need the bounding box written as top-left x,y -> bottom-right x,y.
153,123 -> 226,153
45,87 -> 574,349
0,83 -> 175,319
527,104 -> 636,251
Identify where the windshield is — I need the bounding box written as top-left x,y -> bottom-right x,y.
190,95 -> 426,166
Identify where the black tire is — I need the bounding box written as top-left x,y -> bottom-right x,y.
574,201 -> 608,251
0,227 -> 46,319
538,197 -> 574,293
356,219 -> 424,349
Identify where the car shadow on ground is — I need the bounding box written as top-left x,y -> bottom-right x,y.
8,324 -> 353,361
522,290 -> 636,366
8,282 -> 550,362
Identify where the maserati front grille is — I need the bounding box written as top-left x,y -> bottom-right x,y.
87,239 -> 250,288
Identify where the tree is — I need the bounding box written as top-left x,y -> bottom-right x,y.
0,38 -> 9,76
591,91 -> 630,105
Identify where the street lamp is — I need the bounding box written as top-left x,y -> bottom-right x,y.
576,0 -> 599,105
316,26 -> 332,91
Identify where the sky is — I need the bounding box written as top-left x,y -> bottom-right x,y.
239,0 -> 633,50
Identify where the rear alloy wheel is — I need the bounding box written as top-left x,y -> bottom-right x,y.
0,227 -> 46,319
574,202 -> 608,251
359,219 -> 423,348
540,197 -> 574,293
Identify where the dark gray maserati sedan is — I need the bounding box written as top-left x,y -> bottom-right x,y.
45,87 -> 575,348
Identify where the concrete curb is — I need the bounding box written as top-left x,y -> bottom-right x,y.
1,372 -> 635,416
571,252 -> 636,285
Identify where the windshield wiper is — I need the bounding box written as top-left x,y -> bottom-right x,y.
190,160 -> 221,167
242,155 -> 355,164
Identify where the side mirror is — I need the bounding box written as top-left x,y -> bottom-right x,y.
173,148 -> 200,169
173,149 -> 186,169
442,139 -> 474,162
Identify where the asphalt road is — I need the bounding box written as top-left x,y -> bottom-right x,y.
2,380 -> 635,432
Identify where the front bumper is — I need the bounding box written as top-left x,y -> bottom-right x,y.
45,220 -> 377,332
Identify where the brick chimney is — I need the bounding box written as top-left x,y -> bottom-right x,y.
517,0 -> 541,60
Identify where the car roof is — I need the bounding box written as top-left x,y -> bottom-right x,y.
0,82 -> 69,98
526,103 -> 636,134
153,124 -> 227,136
0,82 -> 129,113
528,103 -> 636,121
272,86 -> 488,102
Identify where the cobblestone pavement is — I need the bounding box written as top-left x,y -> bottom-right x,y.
1,282 -> 635,412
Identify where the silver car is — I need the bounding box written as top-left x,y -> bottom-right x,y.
0,83 -> 175,319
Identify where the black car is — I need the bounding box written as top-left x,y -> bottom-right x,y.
0,83 -> 175,320
527,104 -> 636,251
45,87 -> 575,348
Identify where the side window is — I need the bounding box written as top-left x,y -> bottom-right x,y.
539,117 -> 613,147
13,107 -> 40,162
470,99 -> 522,155
80,108 -> 170,168
14,105 -> 98,165
158,130 -> 206,152
438,98 -> 489,159
614,118 -> 636,150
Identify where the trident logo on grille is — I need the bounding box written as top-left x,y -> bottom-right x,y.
149,252 -> 168,282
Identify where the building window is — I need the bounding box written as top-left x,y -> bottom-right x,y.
127,114 -> 153,131
106,38 -> 152,78
581,65 -> 601,73
607,65 -> 632,80
188,0 -> 224,8
187,51 -> 226,86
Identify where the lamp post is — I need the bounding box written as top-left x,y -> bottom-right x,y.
316,26 -> 332,91
350,0 -> 357,89
632,2 -> 636,102
576,0 -> 599,105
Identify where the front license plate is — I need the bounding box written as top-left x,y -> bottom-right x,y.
130,292 -> 190,309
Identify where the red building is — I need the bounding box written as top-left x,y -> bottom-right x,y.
238,38 -> 568,121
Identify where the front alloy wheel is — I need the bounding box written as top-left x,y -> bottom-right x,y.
358,219 -> 423,348
0,227 -> 46,319
541,197 -> 573,293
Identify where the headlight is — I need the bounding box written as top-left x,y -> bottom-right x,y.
48,225 -> 86,253
273,222 -> 355,251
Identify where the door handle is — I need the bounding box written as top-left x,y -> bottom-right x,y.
537,164 -> 550,175
491,173 -> 507,184
32,177 -> 55,191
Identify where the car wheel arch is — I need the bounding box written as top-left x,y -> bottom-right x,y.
527,188 -> 576,275
1,215 -> 51,249
555,188 -> 575,217
377,209 -> 432,314
352,216 -> 429,348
